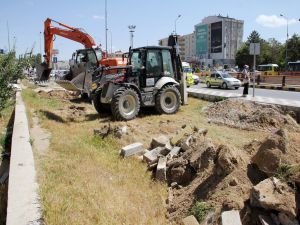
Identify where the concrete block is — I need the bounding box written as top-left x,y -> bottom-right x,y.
156,157 -> 167,182
151,135 -> 170,148
168,146 -> 181,159
143,147 -> 163,163
221,210 -> 242,225
182,215 -> 199,225
120,142 -> 144,157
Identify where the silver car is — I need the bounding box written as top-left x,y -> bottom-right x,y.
206,71 -> 241,89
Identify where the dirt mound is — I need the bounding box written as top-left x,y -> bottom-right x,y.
165,128 -> 300,224
37,89 -> 78,100
206,99 -> 299,131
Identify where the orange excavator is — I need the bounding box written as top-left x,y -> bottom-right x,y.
37,18 -> 124,96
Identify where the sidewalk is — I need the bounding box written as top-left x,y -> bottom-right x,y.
187,87 -> 300,110
249,83 -> 300,92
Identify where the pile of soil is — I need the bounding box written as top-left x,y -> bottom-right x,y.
37,89 -> 78,100
166,128 -> 300,224
205,99 -> 299,131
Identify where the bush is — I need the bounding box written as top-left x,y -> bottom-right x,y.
0,51 -> 25,111
190,201 -> 211,222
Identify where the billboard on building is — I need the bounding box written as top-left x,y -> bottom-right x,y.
195,24 -> 208,55
211,21 -> 222,53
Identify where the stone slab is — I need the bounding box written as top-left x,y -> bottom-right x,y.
120,142 -> 144,157
156,157 -> 167,182
221,210 -> 242,225
182,215 -> 199,225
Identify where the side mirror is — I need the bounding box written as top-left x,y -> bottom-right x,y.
69,59 -> 75,66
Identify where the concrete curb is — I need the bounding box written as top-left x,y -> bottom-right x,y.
250,84 -> 300,92
6,91 -> 42,225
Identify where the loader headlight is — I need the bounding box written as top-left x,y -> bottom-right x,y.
91,83 -> 98,90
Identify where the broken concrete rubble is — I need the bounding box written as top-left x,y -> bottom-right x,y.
221,210 -> 242,225
151,135 -> 171,149
250,177 -> 297,218
182,215 -> 199,225
156,157 -> 167,182
120,142 -> 144,157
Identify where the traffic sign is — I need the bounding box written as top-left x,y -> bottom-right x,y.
250,43 -> 260,55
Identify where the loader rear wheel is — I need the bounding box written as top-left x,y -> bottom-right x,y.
111,87 -> 140,121
155,85 -> 181,114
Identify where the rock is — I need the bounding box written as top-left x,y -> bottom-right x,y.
250,177 -> 296,218
120,142 -> 144,157
171,126 -> 193,146
143,147 -> 164,164
180,135 -> 193,151
252,129 -> 289,176
167,187 -> 173,204
258,215 -> 276,225
151,135 -> 170,149
94,124 -> 111,138
229,177 -> 238,186
217,145 -> 239,175
167,146 -> 181,159
221,210 -> 242,225
278,213 -> 299,225
182,215 -> 199,225
189,140 -> 216,171
156,157 -> 167,182
114,125 -> 128,138
168,165 -> 194,185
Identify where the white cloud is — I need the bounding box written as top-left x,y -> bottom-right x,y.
92,15 -> 104,20
256,15 -> 298,28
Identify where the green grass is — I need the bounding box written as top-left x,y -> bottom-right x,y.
190,201 -> 212,223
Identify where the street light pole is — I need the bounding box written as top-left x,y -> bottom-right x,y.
105,0 -> 108,56
108,29 -> 112,54
128,25 -> 136,48
174,14 -> 181,34
39,31 -> 42,62
280,14 -> 289,68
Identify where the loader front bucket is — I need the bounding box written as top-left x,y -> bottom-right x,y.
36,63 -> 52,81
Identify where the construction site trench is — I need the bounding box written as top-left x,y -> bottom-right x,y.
3,79 -> 300,225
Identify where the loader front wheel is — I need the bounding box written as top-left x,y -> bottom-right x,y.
155,85 -> 181,114
111,87 -> 140,121
92,91 -> 103,114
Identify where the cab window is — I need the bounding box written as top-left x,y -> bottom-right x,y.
162,50 -> 174,77
130,51 -> 142,72
146,50 -> 162,76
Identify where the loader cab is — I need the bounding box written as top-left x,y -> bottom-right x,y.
129,46 -> 176,88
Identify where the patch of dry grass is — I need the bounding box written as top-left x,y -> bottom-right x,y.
22,88 -> 268,225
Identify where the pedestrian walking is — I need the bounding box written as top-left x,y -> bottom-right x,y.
242,65 -> 250,96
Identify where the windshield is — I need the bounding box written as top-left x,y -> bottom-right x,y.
221,72 -> 232,78
94,49 -> 103,61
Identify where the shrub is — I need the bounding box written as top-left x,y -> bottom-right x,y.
190,201 -> 211,222
0,51 -> 25,111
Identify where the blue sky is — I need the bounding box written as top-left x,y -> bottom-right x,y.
0,0 -> 299,60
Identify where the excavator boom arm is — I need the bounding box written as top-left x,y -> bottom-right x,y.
44,18 -> 96,66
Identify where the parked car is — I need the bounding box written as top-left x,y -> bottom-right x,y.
205,71 -> 241,89
192,74 -> 200,85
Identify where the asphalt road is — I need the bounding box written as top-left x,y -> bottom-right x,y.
193,83 -> 300,101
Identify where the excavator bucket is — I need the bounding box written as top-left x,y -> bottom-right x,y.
36,63 -> 52,81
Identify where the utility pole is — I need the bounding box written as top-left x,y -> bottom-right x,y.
7,21 -> 11,52
280,14 -> 289,68
105,0 -> 108,56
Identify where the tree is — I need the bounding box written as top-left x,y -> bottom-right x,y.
0,51 -> 25,111
287,34 -> 300,62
